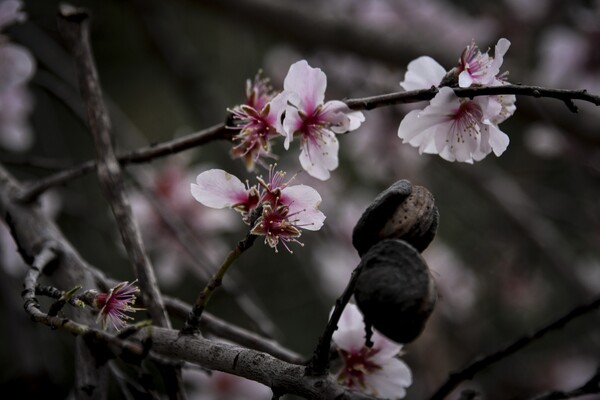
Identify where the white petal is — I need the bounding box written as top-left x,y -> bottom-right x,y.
485,123 -> 510,156
191,169 -> 248,209
400,56 -> 446,91
370,330 -> 403,362
284,60 -> 326,113
268,91 -> 290,136
332,303 -> 366,352
458,70 -> 474,88
321,100 -> 365,133
280,185 -> 325,231
298,130 -> 339,181
364,358 -> 413,399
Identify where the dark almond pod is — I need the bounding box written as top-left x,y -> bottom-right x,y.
352,180 -> 439,256
354,239 -> 436,343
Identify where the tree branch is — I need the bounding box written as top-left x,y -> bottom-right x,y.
429,295 -> 600,400
56,5 -> 186,398
345,85 -> 600,111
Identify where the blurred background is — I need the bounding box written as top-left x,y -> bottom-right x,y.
1,0 -> 600,399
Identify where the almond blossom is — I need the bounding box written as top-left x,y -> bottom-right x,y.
398,38 -> 516,163
278,60 -> 365,181
457,38 -> 511,88
333,303 -> 412,399
191,167 -> 325,252
228,73 -> 288,171
92,281 -> 141,331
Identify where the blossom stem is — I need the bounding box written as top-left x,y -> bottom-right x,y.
180,231 -> 258,335
305,262 -> 364,376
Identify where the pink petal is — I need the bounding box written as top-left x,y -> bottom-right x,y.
490,38 -> 511,75
321,100 -> 365,133
458,71 -> 474,88
282,102 -> 303,149
191,169 -> 248,209
299,130 -> 339,181
267,91 -> 290,136
370,330 -> 403,362
364,358 -> 412,399
284,60 -> 326,114
332,303 -> 366,352
401,56 -> 446,91
280,185 -> 325,231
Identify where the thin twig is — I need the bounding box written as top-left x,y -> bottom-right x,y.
345,85 -> 600,111
57,3 -> 170,330
305,263 -> 363,376
180,231 -> 258,335
56,5 -> 186,399
18,123 -> 229,203
17,82 -> 600,202
128,172 -> 279,338
164,296 -> 303,364
429,295 -> 600,400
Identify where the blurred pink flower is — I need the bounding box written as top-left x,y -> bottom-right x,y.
333,303 -> 412,399
93,281 -> 140,331
0,0 -> 35,152
279,60 -> 365,180
191,167 -> 325,252
0,0 -> 25,31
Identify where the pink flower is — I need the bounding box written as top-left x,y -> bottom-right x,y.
333,303 -> 412,399
93,281 -> 140,331
398,87 -> 510,163
228,73 -> 288,171
0,0 -> 26,31
457,38 -> 511,88
191,167 -> 325,252
279,60 -> 365,180
398,39 -> 516,162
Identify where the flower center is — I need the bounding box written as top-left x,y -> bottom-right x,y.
337,347 -> 382,389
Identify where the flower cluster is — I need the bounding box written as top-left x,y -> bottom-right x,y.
0,0 -> 35,152
191,166 -> 325,252
398,38 -> 516,163
333,303 -> 412,399
92,281 -> 141,331
228,60 -> 365,180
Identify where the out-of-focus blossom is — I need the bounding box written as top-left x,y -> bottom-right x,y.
398,39 -> 515,163
191,166 -> 325,252
0,0 -> 35,152
523,123 -> 566,158
0,0 -> 25,31
184,368 -> 271,400
332,303 -> 412,399
228,73 -> 288,171
278,60 -> 365,180
424,241 -> 478,321
92,281 -> 140,331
